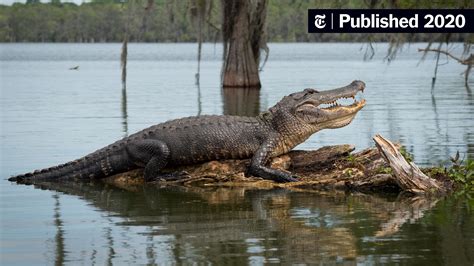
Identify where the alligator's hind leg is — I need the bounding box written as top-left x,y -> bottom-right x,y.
126,139 -> 171,182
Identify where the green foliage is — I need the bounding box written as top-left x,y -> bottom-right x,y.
425,152 -> 474,192
0,1 -> 194,42
376,166 -> 392,174
346,154 -> 357,164
447,152 -> 474,191
345,153 -> 365,169
399,146 -> 414,163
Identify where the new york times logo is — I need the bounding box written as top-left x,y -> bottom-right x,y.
308,9 -> 473,33
314,14 -> 326,29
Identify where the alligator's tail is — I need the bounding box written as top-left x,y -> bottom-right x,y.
8,144 -> 132,184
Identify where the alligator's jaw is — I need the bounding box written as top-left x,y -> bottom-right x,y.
321,98 -> 366,128
295,80 -> 366,129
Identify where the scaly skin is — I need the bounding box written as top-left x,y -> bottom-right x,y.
9,81 -> 366,183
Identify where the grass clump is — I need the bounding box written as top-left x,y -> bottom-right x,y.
399,146 -> 414,163
425,152 -> 474,192
447,153 -> 473,191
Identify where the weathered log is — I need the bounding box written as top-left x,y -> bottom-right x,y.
102,135 -> 451,196
373,134 -> 445,195
104,144 -> 399,192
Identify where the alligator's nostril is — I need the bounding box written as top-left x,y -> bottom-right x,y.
351,80 -> 366,91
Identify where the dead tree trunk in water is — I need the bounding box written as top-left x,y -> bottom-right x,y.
222,0 -> 267,88
190,0 -> 211,85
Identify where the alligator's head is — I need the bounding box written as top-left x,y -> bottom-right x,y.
269,80 -> 366,132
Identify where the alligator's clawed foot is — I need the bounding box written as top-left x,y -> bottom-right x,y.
290,175 -> 300,182
274,174 -> 299,183
247,169 -> 299,183
260,175 -> 298,183
152,171 -> 190,182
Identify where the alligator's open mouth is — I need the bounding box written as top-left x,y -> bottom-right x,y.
310,81 -> 366,128
318,94 -> 366,112
293,80 -> 366,128
298,80 -> 366,114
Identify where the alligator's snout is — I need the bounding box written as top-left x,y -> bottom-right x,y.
288,80 -> 367,130
296,80 -> 366,108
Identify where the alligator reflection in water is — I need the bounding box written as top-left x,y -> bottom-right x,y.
32,181 -> 442,264
222,87 -> 260,117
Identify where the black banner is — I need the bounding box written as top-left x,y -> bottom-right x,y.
308,9 -> 474,33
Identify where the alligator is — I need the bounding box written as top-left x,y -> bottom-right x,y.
8,80 -> 366,183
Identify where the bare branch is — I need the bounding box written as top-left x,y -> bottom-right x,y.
418,48 -> 472,65
418,46 -> 473,88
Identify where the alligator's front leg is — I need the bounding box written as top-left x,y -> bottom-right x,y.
248,137 -> 298,183
126,139 -> 171,182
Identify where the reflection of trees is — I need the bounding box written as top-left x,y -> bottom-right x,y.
104,218 -> 115,266
52,193 -> 65,266
33,181 -> 455,264
222,87 -> 260,117
467,132 -> 474,160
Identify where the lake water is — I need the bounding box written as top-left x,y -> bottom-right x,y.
1,43 -> 473,264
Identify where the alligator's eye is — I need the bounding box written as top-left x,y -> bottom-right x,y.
303,88 -> 319,94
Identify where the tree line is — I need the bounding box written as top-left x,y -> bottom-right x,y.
0,0 -> 471,43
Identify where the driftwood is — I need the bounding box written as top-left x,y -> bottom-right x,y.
373,135 -> 445,195
104,135 -> 450,195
